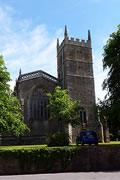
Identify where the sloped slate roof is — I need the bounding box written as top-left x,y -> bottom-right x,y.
18,70 -> 59,84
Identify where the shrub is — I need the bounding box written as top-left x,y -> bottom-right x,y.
0,146 -> 80,171
46,132 -> 69,147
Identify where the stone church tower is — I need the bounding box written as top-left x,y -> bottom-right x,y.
57,26 -> 98,142
7,26 -> 102,145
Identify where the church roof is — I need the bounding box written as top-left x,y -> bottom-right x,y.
18,69 -> 59,84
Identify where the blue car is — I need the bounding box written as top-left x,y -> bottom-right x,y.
76,131 -> 98,145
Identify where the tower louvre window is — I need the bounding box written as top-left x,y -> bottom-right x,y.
83,111 -> 87,123
80,110 -> 87,124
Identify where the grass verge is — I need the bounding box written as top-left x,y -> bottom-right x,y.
0,141 -> 120,151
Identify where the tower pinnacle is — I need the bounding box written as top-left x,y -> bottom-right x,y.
64,25 -> 68,39
19,68 -> 21,76
57,38 -> 59,49
88,30 -> 91,41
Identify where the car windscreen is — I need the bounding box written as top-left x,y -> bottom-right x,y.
86,131 -> 97,136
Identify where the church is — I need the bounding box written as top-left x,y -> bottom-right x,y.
14,26 -> 102,144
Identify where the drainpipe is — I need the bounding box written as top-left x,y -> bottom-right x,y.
62,48 -> 64,89
60,48 -> 64,132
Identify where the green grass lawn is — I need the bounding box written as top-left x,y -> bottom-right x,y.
99,141 -> 120,145
0,141 -> 120,151
0,144 -> 79,151
0,144 -> 47,150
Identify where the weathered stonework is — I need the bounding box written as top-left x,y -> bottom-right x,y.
7,26 -> 107,145
15,70 -> 60,138
57,27 -> 101,142
0,145 -> 120,174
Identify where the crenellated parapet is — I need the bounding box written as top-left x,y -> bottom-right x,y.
57,26 -> 91,54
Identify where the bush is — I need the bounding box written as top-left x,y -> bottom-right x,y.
46,132 -> 69,147
0,145 -> 80,172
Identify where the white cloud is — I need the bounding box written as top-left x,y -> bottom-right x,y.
0,5 -> 108,101
8,80 -> 15,91
94,71 -> 107,102
93,49 -> 108,102
0,5 -> 63,90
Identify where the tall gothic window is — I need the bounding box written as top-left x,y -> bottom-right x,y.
29,87 -> 49,121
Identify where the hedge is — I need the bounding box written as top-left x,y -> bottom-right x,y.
0,146 -> 80,171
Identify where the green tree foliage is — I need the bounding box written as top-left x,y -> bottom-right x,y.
46,132 -> 69,147
47,86 -> 83,131
101,25 -> 120,138
0,55 -> 29,136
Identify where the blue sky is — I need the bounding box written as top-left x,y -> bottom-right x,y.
0,0 -> 120,101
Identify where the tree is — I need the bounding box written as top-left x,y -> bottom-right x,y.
0,55 -> 29,136
101,25 -> 120,138
47,86 -> 83,131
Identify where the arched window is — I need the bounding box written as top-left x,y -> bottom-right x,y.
29,87 -> 49,121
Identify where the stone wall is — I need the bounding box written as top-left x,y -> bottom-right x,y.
57,32 -> 99,143
15,71 -> 59,137
0,145 -> 120,175
0,135 -> 46,146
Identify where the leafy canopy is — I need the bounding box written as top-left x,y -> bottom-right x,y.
0,55 -> 29,136
103,25 -> 120,101
99,25 -> 120,138
47,86 -> 83,128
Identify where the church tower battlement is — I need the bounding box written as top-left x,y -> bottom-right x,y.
57,26 -> 94,91
57,26 -> 98,142
57,28 -> 91,54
